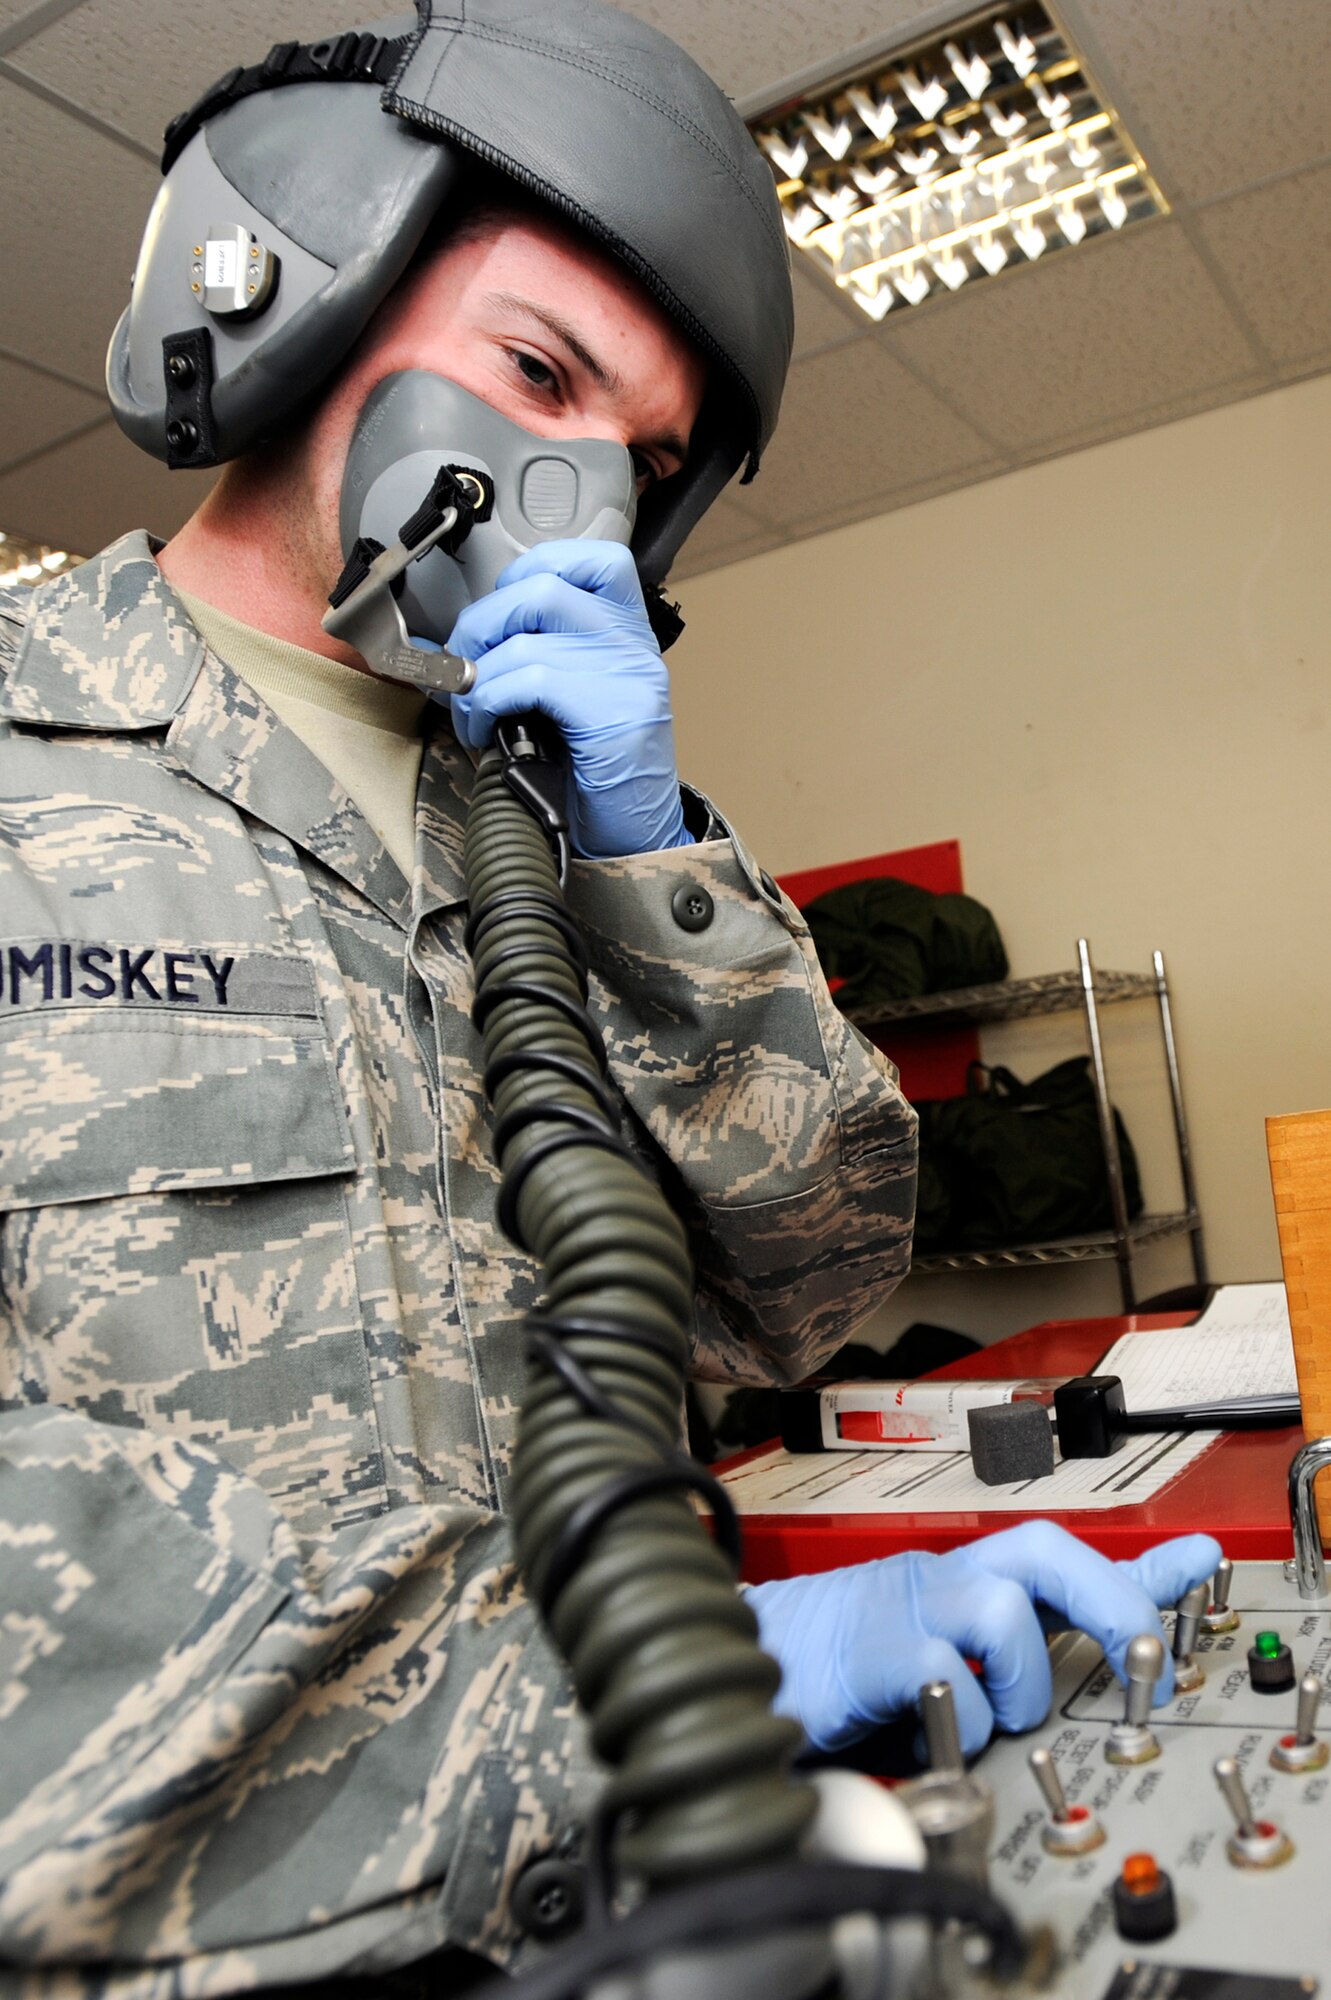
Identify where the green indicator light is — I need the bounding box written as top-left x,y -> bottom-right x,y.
1255,1631 -> 1282,1658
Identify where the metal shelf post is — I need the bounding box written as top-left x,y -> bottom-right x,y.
850,938 -> 1205,1300
1154,948 -> 1208,1290
1078,937 -> 1136,1312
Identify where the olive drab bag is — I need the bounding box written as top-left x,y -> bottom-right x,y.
802,876 -> 1008,1012
913,1058 -> 1144,1256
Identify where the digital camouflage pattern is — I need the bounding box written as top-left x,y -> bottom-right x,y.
0,534 -> 917,1994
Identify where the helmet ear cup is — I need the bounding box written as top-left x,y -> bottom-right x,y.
106,85 -> 456,466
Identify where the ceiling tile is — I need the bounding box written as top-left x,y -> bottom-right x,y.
742,339 -> 993,531
0,354 -> 104,472
1063,0 -> 1331,206
674,527 -> 785,583
672,490 -> 782,575
1278,351 -> 1331,390
617,0 -> 939,104
790,458 -> 1008,541
0,80 -> 156,385
0,0 -> 79,34
791,266 -> 863,360
8,0 -> 339,148
998,376 -> 1271,484
884,221 -> 1258,452
0,419 -> 215,552
1194,162 -> 1331,368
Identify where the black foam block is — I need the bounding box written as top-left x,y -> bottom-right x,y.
967,1400 -> 1056,1485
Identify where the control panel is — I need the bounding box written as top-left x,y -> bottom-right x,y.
971,1558 -> 1330,1995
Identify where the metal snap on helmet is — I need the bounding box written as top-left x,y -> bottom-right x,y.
106,0 -> 795,587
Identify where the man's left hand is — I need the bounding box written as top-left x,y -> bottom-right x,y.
747,1521 -> 1222,1757
448,539 -> 692,860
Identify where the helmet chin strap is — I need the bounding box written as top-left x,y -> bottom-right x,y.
321,462 -> 491,694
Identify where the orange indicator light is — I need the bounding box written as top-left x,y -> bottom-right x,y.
1122,1852 -> 1161,1896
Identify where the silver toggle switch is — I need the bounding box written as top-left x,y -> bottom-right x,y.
1203,1554 -> 1240,1634
1215,1754 -> 1294,1867
1106,1634 -> 1165,1765
1172,1580 -> 1210,1693
919,1678 -> 964,1777
1029,1745 -> 1105,1855
897,1680 -> 995,1884
1270,1672 -> 1329,1774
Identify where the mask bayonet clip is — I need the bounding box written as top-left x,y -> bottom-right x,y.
322,465 -> 492,694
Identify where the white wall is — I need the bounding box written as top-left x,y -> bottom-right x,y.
672,372 -> 1331,1349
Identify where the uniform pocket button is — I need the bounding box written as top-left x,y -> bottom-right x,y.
670,883 -> 714,933
510,1853 -> 586,1939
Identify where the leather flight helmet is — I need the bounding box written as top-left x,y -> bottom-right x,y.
105,0 -> 795,587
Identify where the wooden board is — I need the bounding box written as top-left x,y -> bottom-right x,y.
1267,1107 -> 1331,1539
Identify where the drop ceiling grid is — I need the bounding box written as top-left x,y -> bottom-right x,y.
0,351 -> 103,471
732,336 -> 996,534
0,75 -> 157,387
6,0 -> 344,150
0,0 -> 83,43
0,0 -> 1328,564
1062,0 -> 1331,205
878,219 -> 1262,449
0,419 -> 212,551
1193,161 -> 1331,371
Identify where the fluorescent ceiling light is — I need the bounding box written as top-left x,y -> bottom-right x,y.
748,2 -> 1166,321
0,532 -> 83,590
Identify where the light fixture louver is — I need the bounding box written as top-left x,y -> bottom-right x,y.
748,2 -> 1166,320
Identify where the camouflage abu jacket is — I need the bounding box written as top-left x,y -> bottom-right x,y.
0,534 -> 917,1995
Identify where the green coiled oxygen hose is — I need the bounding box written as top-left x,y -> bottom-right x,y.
462,731 -> 817,1897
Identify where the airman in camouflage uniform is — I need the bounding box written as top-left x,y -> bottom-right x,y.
0,536 -> 917,1994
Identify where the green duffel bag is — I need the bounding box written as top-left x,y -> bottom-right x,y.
913,1057 -> 1144,1255
803,875 -> 1008,1013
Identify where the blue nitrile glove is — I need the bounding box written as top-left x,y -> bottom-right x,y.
748,1521 -> 1222,1757
447,540 -> 692,860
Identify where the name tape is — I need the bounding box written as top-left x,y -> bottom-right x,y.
0,941 -> 320,1017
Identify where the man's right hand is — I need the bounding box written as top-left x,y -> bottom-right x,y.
447,540 -> 693,860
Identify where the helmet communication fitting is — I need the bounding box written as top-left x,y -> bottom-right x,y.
106,0 -> 795,599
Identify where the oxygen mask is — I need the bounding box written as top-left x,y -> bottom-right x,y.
322,372 -> 636,696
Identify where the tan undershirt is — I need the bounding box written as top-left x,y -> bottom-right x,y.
176,589 -> 427,880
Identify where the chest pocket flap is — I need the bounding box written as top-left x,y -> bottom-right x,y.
0,939 -> 353,1209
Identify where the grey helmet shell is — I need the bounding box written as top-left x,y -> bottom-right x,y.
105,0 -> 795,585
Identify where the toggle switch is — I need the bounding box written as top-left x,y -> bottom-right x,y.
1028,1745 -> 1105,1855
1106,1634 -> 1165,1765
1172,1580 -> 1209,1693
1270,1672 -> 1329,1773
919,1677 -> 964,1777
897,1681 -> 996,1884
1203,1554 -> 1240,1635
1214,1755 -> 1294,1868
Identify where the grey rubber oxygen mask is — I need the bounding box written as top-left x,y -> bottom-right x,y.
322,372 -> 637,697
